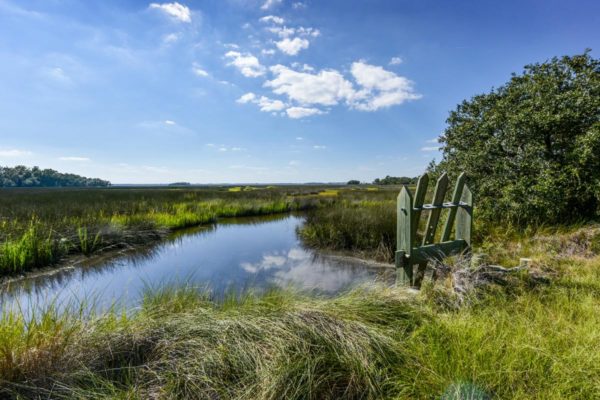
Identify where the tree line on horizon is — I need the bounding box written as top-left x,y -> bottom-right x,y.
0,165 -> 110,188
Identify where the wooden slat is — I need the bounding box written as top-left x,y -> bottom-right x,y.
455,184 -> 473,247
422,173 -> 449,245
410,173 -> 429,245
396,186 -> 413,285
411,239 -> 468,264
441,172 -> 466,241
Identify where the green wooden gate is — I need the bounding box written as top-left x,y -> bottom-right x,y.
396,172 -> 473,286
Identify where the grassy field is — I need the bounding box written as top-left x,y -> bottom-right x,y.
2,185 -> 600,398
0,185 -> 404,277
1,225 -> 600,399
0,185 -> 364,276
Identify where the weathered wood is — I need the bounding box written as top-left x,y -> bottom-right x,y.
415,173 -> 449,286
423,173 -> 449,245
410,239 -> 468,264
396,186 -> 413,285
411,174 -> 429,243
395,171 -> 472,288
441,172 -> 466,241
455,184 -> 473,246
395,250 -> 412,285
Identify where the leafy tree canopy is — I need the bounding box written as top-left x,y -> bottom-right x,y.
437,51 -> 600,225
0,165 -> 110,188
347,180 -> 361,185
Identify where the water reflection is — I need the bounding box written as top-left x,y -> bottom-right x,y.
0,214 -> 394,314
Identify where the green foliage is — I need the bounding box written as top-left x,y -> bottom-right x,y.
372,175 -> 418,185
346,179 -> 361,185
438,51 -> 600,225
0,165 -> 110,187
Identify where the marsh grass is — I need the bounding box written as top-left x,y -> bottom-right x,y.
2,241 -> 600,399
0,186 -> 341,275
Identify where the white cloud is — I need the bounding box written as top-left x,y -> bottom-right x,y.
260,15 -> 284,24
286,107 -> 324,119
59,156 -> 90,161
275,37 -> 309,55
225,51 -> 265,77
350,61 -> 421,111
267,26 -> 295,38
192,64 -> 209,77
164,120 -> 176,125
266,64 -> 354,106
421,146 -> 441,152
237,92 -> 286,112
389,56 -> 403,65
426,138 -> 439,143
224,43 -> 240,49
257,96 -> 286,112
261,48 -> 276,55
261,0 -> 282,10
237,92 -> 256,103
313,145 -> 327,149
292,2 -> 306,9
296,136 -> 304,140
149,2 -> 191,23
0,149 -> 33,157
162,33 -> 180,43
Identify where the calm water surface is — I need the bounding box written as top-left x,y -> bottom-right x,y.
0,214 -> 394,314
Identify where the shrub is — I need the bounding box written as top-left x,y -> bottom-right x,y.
437,51 -> 600,226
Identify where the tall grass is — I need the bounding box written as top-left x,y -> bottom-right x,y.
299,201 -> 397,262
0,186 -> 341,276
2,239 -> 600,398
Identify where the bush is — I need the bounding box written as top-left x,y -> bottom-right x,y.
437,51 -> 600,226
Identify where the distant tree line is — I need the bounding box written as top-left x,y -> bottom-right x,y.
372,176 -> 418,185
0,165 -> 110,187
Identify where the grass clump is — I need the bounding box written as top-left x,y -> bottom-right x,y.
299,201 -> 396,262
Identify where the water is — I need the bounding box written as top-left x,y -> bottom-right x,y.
0,214 -> 394,314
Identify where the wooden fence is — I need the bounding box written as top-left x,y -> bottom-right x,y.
396,172 -> 472,286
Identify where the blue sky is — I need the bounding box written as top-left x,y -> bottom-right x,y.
0,0 -> 598,183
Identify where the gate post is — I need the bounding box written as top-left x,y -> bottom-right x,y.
396,186 -> 413,285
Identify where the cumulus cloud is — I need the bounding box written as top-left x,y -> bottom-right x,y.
260,15 -> 284,24
192,63 -> 209,77
312,145 -> 327,149
261,48 -> 276,55
265,64 -> 354,106
286,107 -> 324,119
225,51 -> 265,77
164,120 -> 176,125
237,92 -> 286,112
349,61 -> 421,111
236,60 -> 420,119
237,92 -> 257,103
389,56 -> 403,65
261,0 -> 282,10
275,37 -> 309,55
421,146 -> 441,152
149,2 -> 191,23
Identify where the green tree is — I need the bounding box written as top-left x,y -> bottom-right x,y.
347,180 -> 361,185
438,51 -> 600,225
